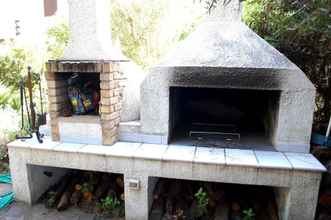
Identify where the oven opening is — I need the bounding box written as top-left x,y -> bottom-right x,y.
58,72 -> 100,117
169,87 -> 280,150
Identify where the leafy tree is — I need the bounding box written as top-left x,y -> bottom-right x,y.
46,22 -> 69,60
0,46 -> 28,89
243,0 -> 331,123
111,0 -> 166,68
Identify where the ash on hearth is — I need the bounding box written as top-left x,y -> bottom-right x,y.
41,170 -> 124,218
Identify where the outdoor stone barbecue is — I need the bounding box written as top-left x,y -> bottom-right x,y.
7,0 -> 326,220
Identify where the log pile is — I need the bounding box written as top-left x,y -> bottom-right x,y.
312,146 -> 331,220
150,178 -> 279,220
42,170 -> 125,218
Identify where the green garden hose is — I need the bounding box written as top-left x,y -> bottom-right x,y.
0,174 -> 14,209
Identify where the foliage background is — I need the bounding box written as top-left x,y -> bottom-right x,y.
242,0 -> 331,123
0,0 -> 330,136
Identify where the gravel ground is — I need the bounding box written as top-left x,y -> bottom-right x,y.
0,202 -> 124,220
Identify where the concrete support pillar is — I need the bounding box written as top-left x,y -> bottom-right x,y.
287,171 -> 321,220
275,171 -> 322,220
8,147 -> 33,204
124,174 -> 150,220
8,147 -> 67,204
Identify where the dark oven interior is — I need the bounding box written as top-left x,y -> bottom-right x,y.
57,72 -> 100,117
169,87 -> 280,150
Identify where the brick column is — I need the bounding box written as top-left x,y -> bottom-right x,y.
45,60 -> 125,145
46,62 -> 66,141
100,62 -> 125,145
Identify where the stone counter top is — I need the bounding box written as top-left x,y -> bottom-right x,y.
7,138 -> 326,172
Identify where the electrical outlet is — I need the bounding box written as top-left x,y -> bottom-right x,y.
128,179 -> 140,190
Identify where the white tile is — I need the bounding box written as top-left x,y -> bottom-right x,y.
79,144 -> 113,155
86,124 -> 102,138
134,144 -> 168,160
162,145 -> 196,162
225,149 -> 258,167
59,121 -> 102,145
194,147 -> 225,165
285,152 -> 326,172
118,132 -> 142,142
255,151 -> 292,169
53,143 -> 85,152
105,142 -> 141,158
141,134 -> 162,144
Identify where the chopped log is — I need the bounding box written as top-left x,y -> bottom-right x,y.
57,191 -> 71,211
174,198 -> 189,220
214,201 -> 229,220
150,197 -> 165,220
189,199 -> 198,219
182,182 -> 194,203
79,199 -> 96,213
230,202 -> 241,220
206,183 -> 225,203
82,191 -> 93,202
120,193 -> 125,201
94,174 -> 112,201
116,176 -> 124,188
153,180 -> 166,200
57,174 -> 80,211
70,190 -> 82,206
46,174 -> 72,208
165,197 -> 174,217
208,197 -> 217,209
266,196 -> 279,220
168,180 -> 182,199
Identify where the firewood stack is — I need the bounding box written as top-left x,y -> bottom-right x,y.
150,178 -> 279,220
312,146 -> 331,220
42,171 -> 125,218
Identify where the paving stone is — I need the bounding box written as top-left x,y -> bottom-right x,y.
0,202 -> 105,220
